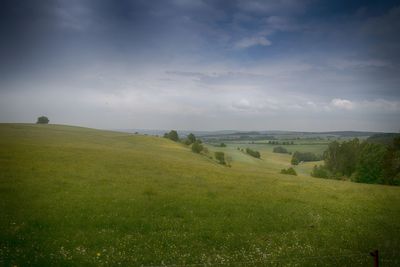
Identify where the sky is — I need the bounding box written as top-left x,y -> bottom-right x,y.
0,0 -> 399,132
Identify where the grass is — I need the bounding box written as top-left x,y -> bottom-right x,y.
206,142 -> 323,175
1,124 -> 399,266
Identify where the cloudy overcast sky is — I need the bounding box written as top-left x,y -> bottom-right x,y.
1,0 -> 399,131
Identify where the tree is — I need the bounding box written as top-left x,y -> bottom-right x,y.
291,151 -> 320,165
164,130 -> 179,142
36,116 -> 49,124
191,141 -> 203,153
187,133 -> 196,144
382,137 -> 400,185
354,143 -> 386,184
323,139 -> 360,176
215,151 -> 225,165
323,141 -> 340,173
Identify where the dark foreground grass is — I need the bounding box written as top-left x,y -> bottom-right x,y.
0,124 -> 399,266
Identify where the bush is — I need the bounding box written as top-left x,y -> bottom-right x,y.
215,151 -> 225,165
225,155 -> 232,167
311,165 -> 329,178
280,167 -> 297,176
273,146 -> 289,154
36,116 -> 49,124
164,130 -> 179,142
246,148 -> 261,158
220,143 -> 226,147
291,151 -> 320,165
191,141 -> 203,153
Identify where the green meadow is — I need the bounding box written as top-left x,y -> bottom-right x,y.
1,124 -> 399,266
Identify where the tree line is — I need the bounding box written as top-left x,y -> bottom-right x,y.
291,151 -> 322,165
268,140 -> 294,145
311,137 -> 400,185
273,146 -> 290,154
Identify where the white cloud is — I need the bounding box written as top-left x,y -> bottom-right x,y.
359,99 -> 400,112
234,36 -> 271,49
232,98 -> 251,110
330,98 -> 354,110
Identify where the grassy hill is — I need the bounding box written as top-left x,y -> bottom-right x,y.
1,124 -> 399,266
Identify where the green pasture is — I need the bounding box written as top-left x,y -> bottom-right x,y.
1,124 -> 399,266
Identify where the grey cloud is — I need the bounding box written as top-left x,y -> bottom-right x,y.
1,0 -> 400,131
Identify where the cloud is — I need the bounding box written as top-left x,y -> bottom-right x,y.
236,0 -> 310,15
54,1 -> 93,31
234,36 -> 271,49
330,98 -> 354,110
359,99 -> 400,112
1,1 -> 400,131
232,98 -> 251,110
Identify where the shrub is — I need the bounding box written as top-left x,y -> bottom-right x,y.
215,151 -> 225,165
246,148 -> 261,158
191,141 -> 203,153
220,143 -> 226,147
311,165 -> 329,178
280,167 -> 297,175
36,116 -> 49,124
273,146 -> 289,154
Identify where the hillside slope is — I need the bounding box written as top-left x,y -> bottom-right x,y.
0,124 -> 399,266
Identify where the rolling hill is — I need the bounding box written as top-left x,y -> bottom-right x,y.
0,124 -> 399,266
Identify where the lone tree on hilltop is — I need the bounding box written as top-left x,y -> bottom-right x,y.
164,130 -> 179,142
36,116 -> 49,124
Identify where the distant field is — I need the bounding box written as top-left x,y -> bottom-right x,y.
1,124 -> 399,266
205,141 -> 327,175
